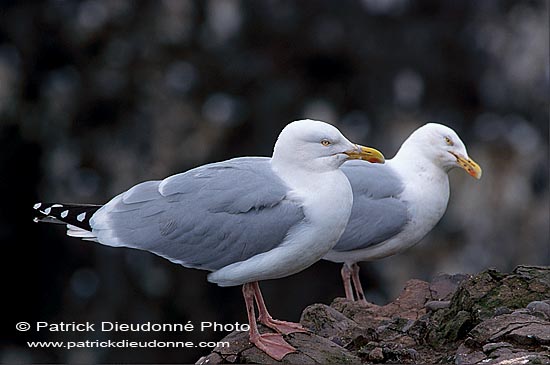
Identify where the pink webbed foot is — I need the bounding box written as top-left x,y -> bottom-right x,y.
249,332 -> 297,361
259,316 -> 308,335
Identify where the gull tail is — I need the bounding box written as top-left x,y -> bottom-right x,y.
33,202 -> 102,241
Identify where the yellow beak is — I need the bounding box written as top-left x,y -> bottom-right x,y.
450,152 -> 482,179
344,145 -> 385,164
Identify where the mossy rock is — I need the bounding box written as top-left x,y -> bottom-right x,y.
429,266 -> 550,346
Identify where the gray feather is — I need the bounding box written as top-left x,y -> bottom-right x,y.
122,181 -> 163,204
90,157 -> 305,271
332,161 -> 410,252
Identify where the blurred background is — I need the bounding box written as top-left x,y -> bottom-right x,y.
1,0 -> 548,363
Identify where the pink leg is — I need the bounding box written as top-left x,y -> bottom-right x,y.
351,263 -> 368,304
242,283 -> 296,360
252,282 -> 307,335
341,263 -> 355,300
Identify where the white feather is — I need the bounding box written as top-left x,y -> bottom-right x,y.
67,224 -> 97,239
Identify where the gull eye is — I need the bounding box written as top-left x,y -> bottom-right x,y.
321,139 -> 331,147
445,137 -> 454,146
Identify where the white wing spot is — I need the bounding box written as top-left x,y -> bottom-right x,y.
77,212 -> 86,222
33,203 -> 42,209
44,207 -> 51,215
61,210 -> 69,218
52,204 -> 63,208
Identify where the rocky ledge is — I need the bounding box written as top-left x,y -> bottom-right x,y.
197,266 -> 549,364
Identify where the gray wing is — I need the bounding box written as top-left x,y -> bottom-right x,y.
90,157 -> 305,271
332,161 -> 410,252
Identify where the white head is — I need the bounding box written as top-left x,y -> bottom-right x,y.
272,119 -> 384,173
396,123 -> 482,179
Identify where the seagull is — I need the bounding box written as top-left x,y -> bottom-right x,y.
33,119 -> 385,360
324,123 -> 482,303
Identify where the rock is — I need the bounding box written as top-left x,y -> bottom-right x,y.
368,347 -> 384,362
199,266 -> 550,364
456,342 -> 548,365
300,303 -> 375,348
468,311 -> 549,345
456,284 -> 550,364
466,266 -> 549,321
331,278 -> 432,328
430,310 -> 473,346
455,343 -> 486,365
429,273 -> 469,301
507,320 -> 550,346
196,325 -> 361,364
429,265 -> 550,345
425,300 -> 451,311
481,341 -> 512,354
493,307 -> 513,316
526,300 -> 550,318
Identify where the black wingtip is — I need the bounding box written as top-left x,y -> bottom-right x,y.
33,202 -> 102,231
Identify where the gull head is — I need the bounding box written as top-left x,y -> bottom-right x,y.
272,119 -> 384,173
402,123 -> 482,179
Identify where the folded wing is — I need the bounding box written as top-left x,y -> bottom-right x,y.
333,161 -> 410,252
91,157 -> 305,271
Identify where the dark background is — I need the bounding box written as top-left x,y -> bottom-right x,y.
1,0 -> 548,363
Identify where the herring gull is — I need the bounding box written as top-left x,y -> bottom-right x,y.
324,123 -> 482,302
33,119 -> 385,360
